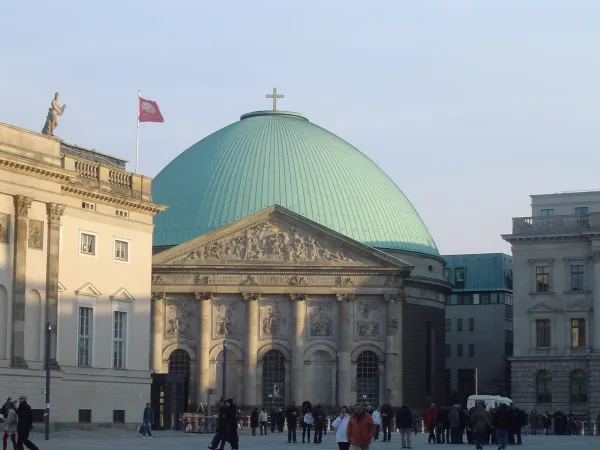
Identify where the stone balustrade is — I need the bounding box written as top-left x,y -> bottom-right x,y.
109,169 -> 132,188
74,159 -> 100,179
512,213 -> 600,235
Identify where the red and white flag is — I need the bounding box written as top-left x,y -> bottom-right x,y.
138,97 -> 164,123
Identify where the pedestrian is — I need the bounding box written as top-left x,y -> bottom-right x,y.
286,401 -> 300,443
396,404 -> 413,449
1,399 -> 12,421
208,399 -> 227,450
259,408 -> 269,435
332,406 -> 351,450
3,400 -> 17,450
528,409 -> 538,436
372,406 -> 382,441
302,409 -> 314,443
270,408 -> 277,433
141,402 -> 154,438
277,408 -> 285,433
15,396 -> 37,450
346,403 -> 375,450
448,406 -> 461,444
223,399 -> 239,450
494,404 -> 510,450
381,403 -> 393,442
313,402 -> 325,443
471,402 -> 491,450
250,408 -> 259,436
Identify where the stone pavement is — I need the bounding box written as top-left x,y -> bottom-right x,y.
22,429 -> 600,449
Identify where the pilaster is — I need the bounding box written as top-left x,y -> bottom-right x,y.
11,195 -> 32,368
196,292 -> 213,406
242,293 -> 260,406
290,293 -> 306,403
384,293 -> 403,405
45,203 -> 64,368
337,293 -> 354,406
151,292 -> 165,373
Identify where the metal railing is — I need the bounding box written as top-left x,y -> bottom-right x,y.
512,214 -> 600,235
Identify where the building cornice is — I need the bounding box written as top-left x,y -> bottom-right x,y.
0,154 -> 72,183
502,233 -> 600,243
61,185 -> 166,214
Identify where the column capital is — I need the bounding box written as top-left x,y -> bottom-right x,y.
289,293 -> 308,301
195,292 -> 214,301
14,195 -> 33,217
46,203 -> 65,223
242,293 -> 261,301
152,292 -> 167,301
336,293 -> 354,302
383,293 -> 403,303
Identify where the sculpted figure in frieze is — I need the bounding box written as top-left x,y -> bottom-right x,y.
261,301 -> 286,337
185,219 -> 354,263
355,300 -> 383,339
308,303 -> 334,337
214,302 -> 241,338
166,297 -> 195,338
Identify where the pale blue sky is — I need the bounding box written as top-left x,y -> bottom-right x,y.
2,1 -> 599,255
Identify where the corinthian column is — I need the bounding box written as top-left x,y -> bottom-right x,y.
46,203 -> 64,368
11,195 -> 33,368
151,292 -> 165,373
196,292 -> 213,405
384,293 -> 403,405
243,293 -> 260,406
290,294 -> 307,403
337,293 -> 354,406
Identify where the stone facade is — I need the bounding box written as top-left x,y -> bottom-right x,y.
152,205 -> 450,412
504,191 -> 600,418
0,122 -> 164,426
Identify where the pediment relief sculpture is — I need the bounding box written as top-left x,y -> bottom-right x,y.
184,220 -> 355,264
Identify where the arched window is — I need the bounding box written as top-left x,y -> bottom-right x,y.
570,370 -> 587,403
262,350 -> 286,409
169,349 -> 191,411
536,370 -> 552,403
357,351 -> 379,408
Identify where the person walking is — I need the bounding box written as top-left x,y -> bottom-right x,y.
471,402 -> 491,450
270,408 -> 277,433
312,402 -> 325,444
286,401 -> 300,443
259,408 -> 269,435
528,409 -> 538,436
208,399 -> 227,450
3,400 -> 17,450
250,408 -> 259,436
494,404 -> 510,450
333,406 -> 351,450
448,406 -> 461,444
396,404 -> 413,449
141,402 -> 154,438
223,400 -> 239,450
381,404 -> 393,442
372,406 -> 382,441
15,397 -> 37,450
302,410 -> 314,443
346,404 -> 375,450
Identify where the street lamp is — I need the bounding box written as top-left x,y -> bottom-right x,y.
44,322 -> 51,441
222,340 -> 227,399
335,352 -> 339,407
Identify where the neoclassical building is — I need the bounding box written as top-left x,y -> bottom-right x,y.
151,110 -> 451,412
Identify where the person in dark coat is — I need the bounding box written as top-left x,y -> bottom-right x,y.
494,404 -> 510,450
223,399 -> 239,450
16,396 -> 38,450
381,404 -> 394,442
285,402 -> 300,443
312,402 -> 325,443
209,400 -> 227,450
396,404 -> 414,448
276,408 -> 285,433
250,408 -> 259,435
1,398 -> 12,419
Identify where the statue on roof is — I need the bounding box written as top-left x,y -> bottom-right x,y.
41,92 -> 66,136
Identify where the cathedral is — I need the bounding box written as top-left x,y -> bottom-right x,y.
150,109 -> 450,413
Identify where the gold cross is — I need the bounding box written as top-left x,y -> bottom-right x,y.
266,88 -> 284,111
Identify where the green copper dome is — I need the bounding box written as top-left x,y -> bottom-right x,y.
153,110 -> 439,256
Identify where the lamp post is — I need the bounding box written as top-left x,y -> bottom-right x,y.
335,352 -> 339,407
44,322 -> 51,441
222,340 -> 227,399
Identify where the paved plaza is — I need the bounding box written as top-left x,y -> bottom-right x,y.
26,429 -> 600,450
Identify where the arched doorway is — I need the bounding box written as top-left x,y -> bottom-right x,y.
357,351 -> 379,408
169,349 -> 191,411
262,350 -> 285,409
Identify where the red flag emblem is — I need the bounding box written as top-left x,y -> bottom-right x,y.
138,97 -> 164,123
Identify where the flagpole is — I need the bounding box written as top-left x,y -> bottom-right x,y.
135,90 -> 140,174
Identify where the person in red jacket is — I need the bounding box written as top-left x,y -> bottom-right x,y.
424,403 -> 439,444
347,404 -> 375,450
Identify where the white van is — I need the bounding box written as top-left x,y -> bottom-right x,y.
467,395 -> 512,410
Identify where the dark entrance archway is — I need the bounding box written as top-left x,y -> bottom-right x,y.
168,349 -> 191,412
262,350 -> 285,409
356,350 -> 379,408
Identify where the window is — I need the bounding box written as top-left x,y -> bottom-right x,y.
80,232 -> 96,255
455,268 -> 465,289
468,318 -> 475,331
445,344 -> 451,357
479,293 -> 490,305
82,201 -> 96,211
78,409 -> 92,423
113,410 -> 125,423
536,371 -> 552,403
458,294 -> 473,305
571,319 -> 585,347
469,344 -> 475,357
425,322 -> 433,394
114,239 -> 129,262
570,265 -> 584,291
570,370 -> 587,403
457,319 -> 463,331
113,311 -> 126,368
506,294 -> 513,305
536,319 -> 551,348
574,207 -> 589,215
115,209 -> 129,218
541,209 -> 554,217
78,307 -> 93,367
445,319 -> 452,331
357,351 -> 380,406
457,344 -> 463,357
535,266 -> 550,292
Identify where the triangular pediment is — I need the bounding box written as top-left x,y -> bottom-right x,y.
527,302 -> 557,314
563,302 -> 590,312
58,281 -> 67,292
109,287 -> 135,302
153,205 -> 411,270
75,282 -> 102,297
